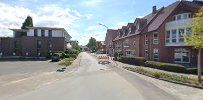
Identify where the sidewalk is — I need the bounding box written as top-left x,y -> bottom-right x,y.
110,61 -> 202,79
107,59 -> 203,100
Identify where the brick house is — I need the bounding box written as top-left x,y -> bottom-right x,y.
97,41 -> 106,54
0,27 -> 71,58
107,0 -> 203,67
105,29 -> 118,56
140,1 -> 203,67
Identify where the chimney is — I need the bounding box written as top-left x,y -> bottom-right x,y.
152,6 -> 157,14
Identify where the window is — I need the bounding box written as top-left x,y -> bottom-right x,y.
174,49 -> 190,63
145,49 -> 148,59
48,30 -> 52,37
135,24 -> 140,31
172,16 -> 176,21
128,28 -> 131,33
124,39 -> 129,47
186,27 -> 192,35
126,50 -> 135,57
178,29 -> 184,42
153,49 -> 159,61
153,32 -> 158,44
188,13 -> 192,18
172,29 -> 177,43
166,31 -> 170,43
34,29 -> 38,36
37,40 -> 42,48
173,13 -> 192,21
183,13 -> 188,19
145,34 -> 148,45
41,30 -> 45,37
177,15 -> 181,20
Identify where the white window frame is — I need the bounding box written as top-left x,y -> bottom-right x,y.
125,50 -> 136,57
153,32 -> 158,44
166,27 -> 192,45
171,29 -> 177,43
165,30 -> 171,44
174,49 -> 190,63
153,48 -> 159,61
145,34 -> 148,45
186,27 -> 192,35
173,13 -> 192,21
178,28 -> 185,43
128,28 -> 131,34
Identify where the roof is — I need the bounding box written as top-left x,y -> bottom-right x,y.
113,0 -> 202,41
113,6 -> 161,41
147,1 -> 180,32
147,1 -> 202,32
27,27 -> 65,30
10,29 -> 28,32
105,29 -> 118,43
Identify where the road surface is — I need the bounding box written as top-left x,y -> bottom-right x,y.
10,52 -> 179,100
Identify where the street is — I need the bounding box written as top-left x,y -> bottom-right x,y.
7,52 -> 179,100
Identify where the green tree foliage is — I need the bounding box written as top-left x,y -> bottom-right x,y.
185,8 -> 203,48
71,41 -> 81,52
87,37 -> 99,52
21,16 -> 33,29
184,7 -> 203,84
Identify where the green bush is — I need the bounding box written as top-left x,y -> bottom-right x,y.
124,66 -> 199,84
69,54 -> 77,58
186,68 -> 203,75
145,61 -> 186,73
118,56 -> 146,66
58,58 -> 74,67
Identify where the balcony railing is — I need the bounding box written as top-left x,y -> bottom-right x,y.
165,18 -> 192,30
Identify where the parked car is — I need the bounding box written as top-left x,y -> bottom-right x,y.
51,53 -> 60,62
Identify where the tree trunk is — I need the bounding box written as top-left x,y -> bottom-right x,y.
198,48 -> 202,84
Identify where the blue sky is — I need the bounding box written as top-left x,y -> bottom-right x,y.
0,0 -> 182,45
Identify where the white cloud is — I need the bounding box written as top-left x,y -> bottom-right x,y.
110,21 -> 127,29
0,2 -> 92,40
137,16 -> 144,18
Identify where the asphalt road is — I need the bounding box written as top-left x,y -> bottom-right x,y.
9,52 -> 179,100
0,60 -> 59,76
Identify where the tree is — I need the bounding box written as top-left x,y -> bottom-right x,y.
184,7 -> 203,84
71,41 -> 81,52
87,37 -> 99,52
21,16 -> 33,29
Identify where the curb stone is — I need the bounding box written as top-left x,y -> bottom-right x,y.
109,61 -> 203,89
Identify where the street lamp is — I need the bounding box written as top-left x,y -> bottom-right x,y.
99,23 -> 109,29
98,23 -> 109,55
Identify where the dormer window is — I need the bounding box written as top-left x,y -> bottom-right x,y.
135,24 -> 140,31
173,13 -> 192,21
128,28 -> 131,33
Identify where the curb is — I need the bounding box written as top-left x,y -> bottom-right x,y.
109,61 -> 203,89
129,69 -> 203,89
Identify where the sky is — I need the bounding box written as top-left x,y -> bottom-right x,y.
0,0 -> 184,45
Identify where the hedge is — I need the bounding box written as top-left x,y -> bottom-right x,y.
118,56 -> 146,66
123,66 -> 199,85
145,61 -> 186,73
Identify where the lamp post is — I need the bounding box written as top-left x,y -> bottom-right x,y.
98,23 -> 109,55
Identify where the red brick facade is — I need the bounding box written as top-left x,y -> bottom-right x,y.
105,0 -> 203,67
